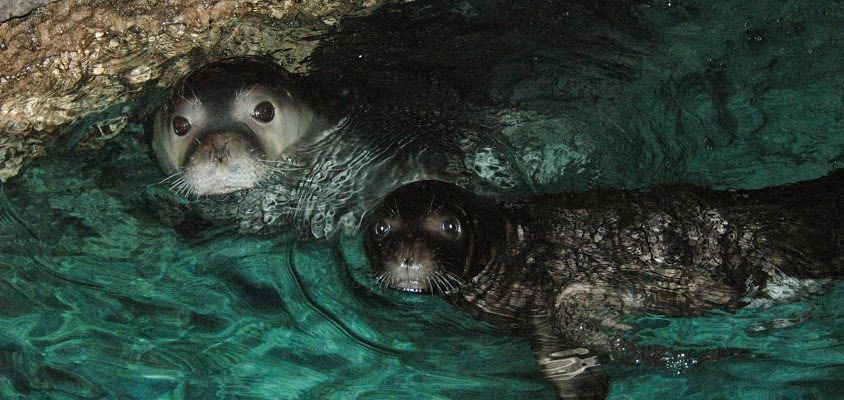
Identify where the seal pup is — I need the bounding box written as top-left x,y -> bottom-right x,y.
363,173 -> 844,399
152,56 -> 329,196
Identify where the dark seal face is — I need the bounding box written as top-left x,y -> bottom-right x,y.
364,180 -> 507,294
152,57 -> 322,196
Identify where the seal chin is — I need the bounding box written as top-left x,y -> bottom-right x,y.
152,57 -> 321,197
177,132 -> 269,196
364,180 -> 500,296
375,260 -> 438,293
374,259 -> 468,295
182,159 -> 268,196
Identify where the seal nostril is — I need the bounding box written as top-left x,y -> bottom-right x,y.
403,257 -> 412,265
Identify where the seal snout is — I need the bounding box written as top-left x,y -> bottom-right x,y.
364,180 -> 495,295
152,57 -> 320,196
187,131 -> 260,170
195,134 -> 246,166
179,131 -> 270,196
392,242 -> 438,274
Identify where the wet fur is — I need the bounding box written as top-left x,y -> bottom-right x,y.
364,172 -> 844,399
152,57 -> 325,196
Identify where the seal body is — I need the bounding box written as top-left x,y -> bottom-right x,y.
363,172 -> 844,399
152,57 -> 327,196
151,58 -> 527,238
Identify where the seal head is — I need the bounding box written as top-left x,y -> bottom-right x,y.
364,180 -> 507,294
152,57 -> 320,196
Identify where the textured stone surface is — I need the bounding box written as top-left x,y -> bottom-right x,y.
0,0 -> 398,181
0,0 -> 59,22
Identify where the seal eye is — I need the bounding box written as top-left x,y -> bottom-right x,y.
252,101 -> 275,123
374,221 -> 391,237
441,217 -> 461,238
172,116 -> 191,136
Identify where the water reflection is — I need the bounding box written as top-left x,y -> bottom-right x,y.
1,0 -> 843,399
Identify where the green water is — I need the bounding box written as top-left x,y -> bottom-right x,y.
2,0 -> 844,399
0,135 -> 547,399
1,132 -> 841,399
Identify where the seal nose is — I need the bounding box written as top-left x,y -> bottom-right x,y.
402,256 -> 412,265
211,140 -> 231,163
196,135 -> 236,164
214,140 -> 231,164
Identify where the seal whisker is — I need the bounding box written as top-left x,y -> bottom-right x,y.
385,271 -> 394,284
168,176 -> 186,192
158,171 -> 184,184
439,274 -> 455,295
239,83 -> 259,99
443,270 -> 467,292
173,177 -> 196,199
174,183 -> 190,199
177,92 -> 194,106
189,86 -> 202,106
430,274 -> 446,295
439,267 -> 466,285
373,271 -> 388,288
428,194 -> 436,215
433,271 -> 453,293
177,86 -> 202,106
153,58 -> 326,200
435,270 -> 459,294
378,270 -> 392,286
374,270 -> 387,287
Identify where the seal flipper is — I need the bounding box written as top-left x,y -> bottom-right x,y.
529,300 -> 610,399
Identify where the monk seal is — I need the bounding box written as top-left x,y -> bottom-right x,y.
150,58 -> 529,238
152,56 -> 329,196
363,173 -> 844,399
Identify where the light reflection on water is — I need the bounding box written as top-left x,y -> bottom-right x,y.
0,125 -> 841,399
2,0 -> 844,398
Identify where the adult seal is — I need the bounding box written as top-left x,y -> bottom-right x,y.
363,173 -> 844,399
152,56 -> 329,196
150,57 -> 528,238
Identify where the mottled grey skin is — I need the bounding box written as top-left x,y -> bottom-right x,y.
364,172 -> 844,399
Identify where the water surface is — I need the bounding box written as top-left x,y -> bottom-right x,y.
1,0 -> 843,399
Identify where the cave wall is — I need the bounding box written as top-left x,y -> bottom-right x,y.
0,0 -> 403,181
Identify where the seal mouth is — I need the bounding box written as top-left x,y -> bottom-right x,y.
178,130 -> 269,196
373,260 -> 464,295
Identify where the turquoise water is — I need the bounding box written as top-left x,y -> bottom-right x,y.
1,133 -> 841,399
2,0 -> 844,399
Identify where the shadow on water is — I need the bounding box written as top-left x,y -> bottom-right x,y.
310,0 -> 843,190
1,0 -> 844,399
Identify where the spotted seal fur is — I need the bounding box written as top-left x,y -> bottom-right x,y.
364,172 -> 844,398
